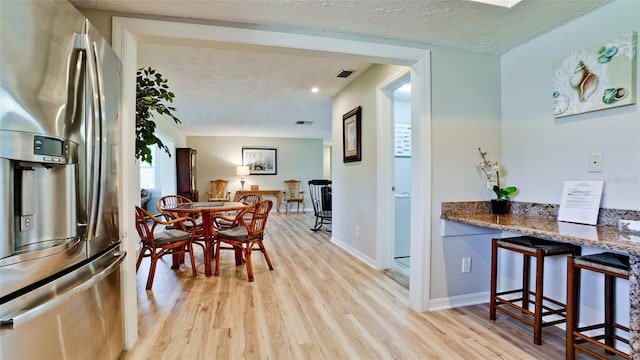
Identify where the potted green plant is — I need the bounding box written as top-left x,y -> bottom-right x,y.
136,67 -> 181,164
477,147 -> 517,214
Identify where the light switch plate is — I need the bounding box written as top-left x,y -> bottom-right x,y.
588,153 -> 603,172
461,257 -> 472,273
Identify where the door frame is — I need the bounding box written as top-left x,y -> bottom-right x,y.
376,69 -> 411,270
112,17 -> 432,348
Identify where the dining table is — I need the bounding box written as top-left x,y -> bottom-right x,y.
234,189 -> 283,213
160,201 -> 248,277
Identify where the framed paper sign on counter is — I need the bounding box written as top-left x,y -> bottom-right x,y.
558,180 -> 604,225
552,32 -> 636,118
342,106 -> 361,163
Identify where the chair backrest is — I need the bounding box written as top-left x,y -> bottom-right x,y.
157,194 -> 192,211
134,206 -> 157,247
237,193 -> 263,205
308,179 -> 332,214
236,199 -> 273,240
135,205 -> 194,247
156,194 -> 193,220
209,179 -> 230,200
283,179 -> 302,200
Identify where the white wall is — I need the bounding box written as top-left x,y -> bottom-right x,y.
503,0 -> 639,210
155,114 -> 187,148
499,0 -> 639,326
187,136 -> 323,209
331,48 -> 501,302
430,0 -> 639,307
323,146 -> 331,180
332,64 -> 408,263
430,47 -> 502,302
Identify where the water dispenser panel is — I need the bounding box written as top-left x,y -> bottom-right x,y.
19,168 -> 35,231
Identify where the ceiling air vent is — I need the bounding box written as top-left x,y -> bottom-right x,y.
336,69 -> 355,78
295,121 -> 314,125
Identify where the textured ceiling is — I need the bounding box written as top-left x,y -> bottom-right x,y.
137,42 -> 372,139
70,0 -> 613,142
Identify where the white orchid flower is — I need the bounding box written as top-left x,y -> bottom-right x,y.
477,147 -> 517,200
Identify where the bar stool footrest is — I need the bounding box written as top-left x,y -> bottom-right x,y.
567,252 -> 631,359
575,343 -> 629,360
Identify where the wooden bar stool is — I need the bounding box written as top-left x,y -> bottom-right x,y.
490,236 -> 581,345
566,252 -> 630,360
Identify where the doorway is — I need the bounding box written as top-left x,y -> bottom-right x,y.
113,18 -> 433,348
379,72 -> 412,288
391,81 -> 411,288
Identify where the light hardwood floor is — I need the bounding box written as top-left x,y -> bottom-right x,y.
383,257 -> 409,289
123,212 -> 586,359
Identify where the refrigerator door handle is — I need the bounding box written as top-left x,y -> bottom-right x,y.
0,251 -> 126,330
91,40 -> 107,234
71,34 -> 89,233
80,27 -> 101,239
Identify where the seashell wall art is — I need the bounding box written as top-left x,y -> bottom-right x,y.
552,32 -> 636,118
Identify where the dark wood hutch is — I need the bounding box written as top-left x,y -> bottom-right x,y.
176,147 -> 198,201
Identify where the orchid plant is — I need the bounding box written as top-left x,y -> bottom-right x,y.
477,147 -> 517,200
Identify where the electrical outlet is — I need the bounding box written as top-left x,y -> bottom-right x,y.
461,257 -> 472,273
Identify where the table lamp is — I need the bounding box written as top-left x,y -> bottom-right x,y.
236,166 -> 250,190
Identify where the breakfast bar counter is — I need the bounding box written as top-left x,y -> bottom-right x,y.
441,211 -> 640,256
441,201 -> 640,358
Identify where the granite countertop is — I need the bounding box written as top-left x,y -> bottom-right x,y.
441,201 -> 640,256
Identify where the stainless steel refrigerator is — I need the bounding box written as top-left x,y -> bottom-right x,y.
0,0 -> 126,358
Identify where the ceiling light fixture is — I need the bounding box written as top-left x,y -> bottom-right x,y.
311,87 -> 319,93
467,0 -> 522,8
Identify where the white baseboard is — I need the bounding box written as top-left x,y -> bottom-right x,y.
428,291 -> 489,311
330,235 -> 378,269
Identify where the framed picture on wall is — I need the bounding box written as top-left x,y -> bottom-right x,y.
552,32 -> 637,118
342,106 -> 362,163
242,147 -> 277,175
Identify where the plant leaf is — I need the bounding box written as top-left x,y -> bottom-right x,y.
135,67 -> 182,162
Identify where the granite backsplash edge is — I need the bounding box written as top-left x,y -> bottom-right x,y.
441,201 -> 640,226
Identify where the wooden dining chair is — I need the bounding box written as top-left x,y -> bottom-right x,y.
157,194 -> 193,211
282,179 -> 304,213
208,179 -> 231,202
214,199 -> 274,282
215,193 -> 263,229
134,206 -> 198,290
237,193 -> 263,205
157,194 -> 206,239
